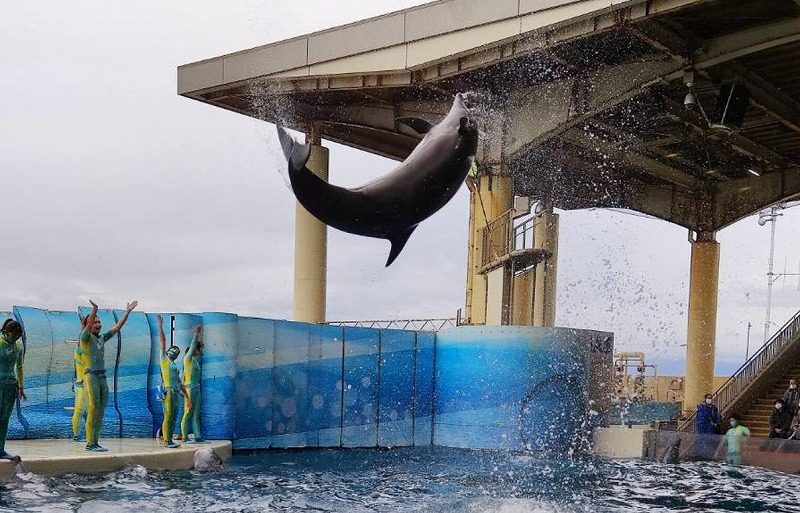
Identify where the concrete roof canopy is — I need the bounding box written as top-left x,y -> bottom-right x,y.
179,0 -> 800,233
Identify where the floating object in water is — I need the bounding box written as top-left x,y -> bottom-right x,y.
277,93 -> 479,266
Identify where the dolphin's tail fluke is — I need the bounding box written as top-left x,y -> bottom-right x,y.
277,126 -> 311,171
385,226 -> 417,267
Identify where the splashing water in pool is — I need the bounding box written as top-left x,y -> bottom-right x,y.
1,447 -> 798,512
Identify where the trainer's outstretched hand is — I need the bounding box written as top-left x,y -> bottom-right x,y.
126,301 -> 138,312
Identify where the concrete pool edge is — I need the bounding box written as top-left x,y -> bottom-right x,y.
0,439 -> 231,481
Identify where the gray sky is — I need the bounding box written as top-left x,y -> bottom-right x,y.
2,0 -> 799,375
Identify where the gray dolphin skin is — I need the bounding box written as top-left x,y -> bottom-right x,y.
277,93 -> 479,266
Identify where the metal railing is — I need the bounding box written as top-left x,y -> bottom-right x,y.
680,308 -> 800,432
480,210 -> 537,269
327,317 -> 459,331
481,209 -> 513,268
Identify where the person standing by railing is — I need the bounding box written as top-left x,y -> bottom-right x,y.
782,379 -> 800,418
695,393 -> 721,434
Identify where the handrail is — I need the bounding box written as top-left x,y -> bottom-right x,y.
480,209 -> 539,269
328,318 -> 458,331
680,308 -> 800,432
481,209 -> 513,268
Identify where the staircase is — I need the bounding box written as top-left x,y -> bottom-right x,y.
680,309 -> 800,434
740,360 -> 800,437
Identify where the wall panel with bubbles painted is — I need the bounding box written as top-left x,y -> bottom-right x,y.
2,306 -> 611,453
433,326 -> 613,452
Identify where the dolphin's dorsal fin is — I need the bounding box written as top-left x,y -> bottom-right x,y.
276,126 -> 311,170
385,225 -> 417,267
396,117 -> 434,135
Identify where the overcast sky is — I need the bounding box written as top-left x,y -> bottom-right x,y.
2,0 -> 799,375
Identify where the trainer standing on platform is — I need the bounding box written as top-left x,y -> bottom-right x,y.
157,315 -> 189,448
71,341 -> 87,441
80,299 -> 137,452
0,319 -> 25,461
181,324 -> 205,444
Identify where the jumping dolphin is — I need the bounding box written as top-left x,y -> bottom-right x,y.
277,93 -> 479,266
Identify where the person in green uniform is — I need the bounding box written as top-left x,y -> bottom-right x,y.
71,342 -> 87,441
0,319 -> 25,460
156,315 -> 190,448
723,414 -> 751,465
80,299 -> 138,452
181,324 -> 205,444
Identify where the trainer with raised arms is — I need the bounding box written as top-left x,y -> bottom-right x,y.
157,314 -> 190,448
181,324 -> 205,444
80,299 -> 137,452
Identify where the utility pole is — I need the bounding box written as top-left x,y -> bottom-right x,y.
759,207 -> 782,343
745,321 -> 751,360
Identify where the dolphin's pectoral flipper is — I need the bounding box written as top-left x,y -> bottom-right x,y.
276,126 -> 311,170
396,117 -> 434,135
385,225 -> 417,267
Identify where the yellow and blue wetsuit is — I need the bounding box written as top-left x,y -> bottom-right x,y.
71,345 -> 87,440
79,328 -> 114,450
181,334 -> 203,443
0,333 -> 24,458
160,349 -> 181,447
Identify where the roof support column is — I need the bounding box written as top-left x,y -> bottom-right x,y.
532,207 -> 559,327
464,172 -> 514,325
683,231 -> 720,416
292,129 -> 328,323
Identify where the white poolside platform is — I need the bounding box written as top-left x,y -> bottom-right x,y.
0,438 -> 231,481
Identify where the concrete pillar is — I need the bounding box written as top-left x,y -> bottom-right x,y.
292,131 -> 328,323
512,269 -> 534,325
464,173 -> 513,324
683,231 -> 720,416
532,209 -> 559,327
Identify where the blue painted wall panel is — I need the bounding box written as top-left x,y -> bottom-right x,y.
433,327 -> 591,451
200,313 -> 237,440
271,321 -> 310,448
377,329 -> 414,448
3,305 -> 610,454
44,309 -> 83,439
113,310 -> 151,437
234,317 -> 274,449
342,327 -> 379,447
306,324 -> 343,447
413,331 -> 435,446
13,307 -> 58,439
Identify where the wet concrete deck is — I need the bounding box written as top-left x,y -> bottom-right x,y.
0,439 -> 231,481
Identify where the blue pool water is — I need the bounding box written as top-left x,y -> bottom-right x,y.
2,448 -> 798,512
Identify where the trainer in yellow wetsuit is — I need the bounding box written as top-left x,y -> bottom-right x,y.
181,324 -> 205,444
80,299 -> 138,452
156,315 -> 190,448
71,343 -> 87,441
0,319 -> 25,461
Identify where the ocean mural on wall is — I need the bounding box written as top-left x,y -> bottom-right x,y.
2,307 -> 612,451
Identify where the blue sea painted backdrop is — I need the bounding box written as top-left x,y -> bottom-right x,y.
4,307 -> 612,451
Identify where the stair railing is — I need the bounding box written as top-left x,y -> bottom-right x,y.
680,308 -> 800,432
